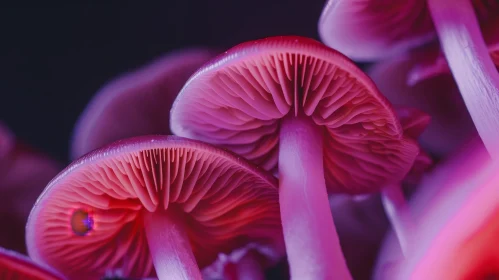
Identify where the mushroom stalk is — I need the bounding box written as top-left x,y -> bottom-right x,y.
428,0 -> 499,157
224,253 -> 265,280
381,183 -> 414,256
143,210 -> 202,280
279,114 -> 352,280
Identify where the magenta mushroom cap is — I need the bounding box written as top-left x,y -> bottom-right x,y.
318,0 -> 435,61
70,49 -> 215,159
26,135 -> 282,280
0,246 -> 65,280
171,35 -> 419,195
318,0 -> 499,61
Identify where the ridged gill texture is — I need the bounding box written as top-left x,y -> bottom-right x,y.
171,36 -> 419,194
318,0 -> 499,61
0,247 -> 64,280
26,136 -> 281,280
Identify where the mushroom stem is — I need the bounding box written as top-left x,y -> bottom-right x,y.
428,0 -> 499,157
224,252 -> 265,280
279,114 -> 352,280
143,210 -> 202,280
381,184 -> 414,256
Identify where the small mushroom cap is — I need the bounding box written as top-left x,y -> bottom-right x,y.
70,49 -> 215,159
368,57 -> 478,158
0,247 -> 65,280
171,36 -> 419,194
318,0 -> 499,61
26,136 -> 282,280
375,138 -> 492,279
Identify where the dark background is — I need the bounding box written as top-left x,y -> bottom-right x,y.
0,2 -> 328,163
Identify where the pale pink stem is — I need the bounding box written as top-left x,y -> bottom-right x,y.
428,0 -> 499,157
143,210 -> 202,280
279,114 -> 352,280
381,184 -> 414,256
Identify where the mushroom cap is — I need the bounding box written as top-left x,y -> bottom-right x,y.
70,49 -> 215,160
318,0 -> 499,61
171,36 -> 419,194
374,137 -> 493,279
0,247 -> 65,280
368,57 -> 478,158
26,135 -> 282,280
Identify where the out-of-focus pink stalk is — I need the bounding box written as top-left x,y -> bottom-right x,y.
375,138 -> 495,279
428,0 -> 499,157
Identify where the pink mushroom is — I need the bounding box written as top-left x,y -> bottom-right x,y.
368,56 -> 478,158
319,0 -> 499,156
0,246 -> 65,280
26,136 -> 282,280
170,36 -> 420,279
318,0 -> 498,61
374,137 -> 493,279
71,49 -> 215,159
0,122 -> 61,253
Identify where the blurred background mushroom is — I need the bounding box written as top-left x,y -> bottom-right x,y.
70,48 -> 215,159
367,57 -> 478,159
0,122 -> 62,254
0,1 -> 328,162
318,0 -> 499,156
374,137 -> 492,279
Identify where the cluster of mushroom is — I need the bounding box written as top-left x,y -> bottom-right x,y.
2,1 -> 499,279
